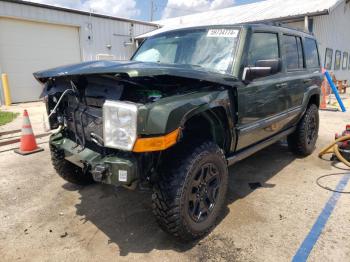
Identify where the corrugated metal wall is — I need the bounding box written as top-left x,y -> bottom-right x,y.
286,1 -> 350,81
0,1 -> 157,62
314,0 -> 350,81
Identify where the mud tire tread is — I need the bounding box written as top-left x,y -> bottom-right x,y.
152,142 -> 228,242
287,104 -> 319,156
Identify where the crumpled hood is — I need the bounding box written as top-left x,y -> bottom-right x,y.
33,60 -> 237,86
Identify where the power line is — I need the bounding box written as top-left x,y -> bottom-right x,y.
150,0 -> 154,21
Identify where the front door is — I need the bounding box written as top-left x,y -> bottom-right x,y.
236,31 -> 289,150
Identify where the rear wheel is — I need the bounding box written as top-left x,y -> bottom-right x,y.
152,142 -> 228,241
50,144 -> 94,185
287,104 -> 319,156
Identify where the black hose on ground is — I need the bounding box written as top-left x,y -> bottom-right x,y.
316,173 -> 350,194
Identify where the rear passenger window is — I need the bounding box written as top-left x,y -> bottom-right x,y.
304,38 -> 320,68
283,35 -> 304,70
247,33 -> 279,66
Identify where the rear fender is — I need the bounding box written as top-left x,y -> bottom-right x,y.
301,84 -> 321,114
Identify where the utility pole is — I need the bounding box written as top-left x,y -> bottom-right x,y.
150,0 -> 154,21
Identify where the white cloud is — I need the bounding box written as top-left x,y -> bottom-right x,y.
26,0 -> 140,18
161,0 -> 234,19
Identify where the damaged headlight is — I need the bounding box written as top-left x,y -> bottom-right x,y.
103,100 -> 138,151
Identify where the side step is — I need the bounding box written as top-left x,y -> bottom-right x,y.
227,127 -> 295,166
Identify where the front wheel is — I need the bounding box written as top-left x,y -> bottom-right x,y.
152,142 -> 228,241
287,104 -> 319,156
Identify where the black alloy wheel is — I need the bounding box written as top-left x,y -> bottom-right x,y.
152,142 -> 228,241
187,163 -> 221,223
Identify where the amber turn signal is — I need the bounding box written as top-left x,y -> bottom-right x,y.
132,128 -> 180,152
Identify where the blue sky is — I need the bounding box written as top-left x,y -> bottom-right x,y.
136,0 -> 261,21
27,0 -> 262,22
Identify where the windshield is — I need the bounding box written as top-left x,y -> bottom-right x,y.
132,28 -> 240,73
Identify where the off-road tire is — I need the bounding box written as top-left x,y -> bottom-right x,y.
50,144 -> 94,185
287,104 -> 319,156
152,142 -> 228,241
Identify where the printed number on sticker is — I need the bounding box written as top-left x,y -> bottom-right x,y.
207,29 -> 238,38
119,170 -> 128,182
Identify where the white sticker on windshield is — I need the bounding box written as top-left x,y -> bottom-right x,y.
207,29 -> 238,38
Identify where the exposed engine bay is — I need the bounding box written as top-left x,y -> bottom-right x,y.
44,73 -> 220,153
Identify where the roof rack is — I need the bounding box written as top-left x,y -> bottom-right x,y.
257,21 -> 315,35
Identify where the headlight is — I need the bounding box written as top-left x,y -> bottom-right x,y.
103,100 -> 138,151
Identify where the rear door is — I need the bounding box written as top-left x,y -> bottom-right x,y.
303,37 -> 322,102
280,34 -> 306,120
282,35 -> 322,127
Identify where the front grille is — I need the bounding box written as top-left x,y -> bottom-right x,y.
64,96 -> 104,151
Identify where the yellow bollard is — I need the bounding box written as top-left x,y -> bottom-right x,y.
1,73 -> 12,106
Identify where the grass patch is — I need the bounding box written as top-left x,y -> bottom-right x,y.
0,110 -> 19,126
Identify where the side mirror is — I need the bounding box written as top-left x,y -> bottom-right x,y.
242,59 -> 282,82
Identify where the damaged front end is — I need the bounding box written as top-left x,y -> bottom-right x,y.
41,74 -> 183,187
34,61 -> 233,188
50,132 -> 139,186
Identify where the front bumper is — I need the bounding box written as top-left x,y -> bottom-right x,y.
50,133 -> 138,186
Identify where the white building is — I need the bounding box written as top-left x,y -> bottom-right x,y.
140,0 -> 350,82
0,0 -> 157,103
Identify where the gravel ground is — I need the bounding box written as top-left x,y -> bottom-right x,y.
0,102 -> 349,262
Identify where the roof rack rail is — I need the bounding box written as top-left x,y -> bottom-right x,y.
257,21 -> 314,35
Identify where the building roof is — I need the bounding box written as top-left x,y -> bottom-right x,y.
137,0 -> 342,38
0,0 -> 158,26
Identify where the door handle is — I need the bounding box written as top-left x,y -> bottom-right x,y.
276,83 -> 288,88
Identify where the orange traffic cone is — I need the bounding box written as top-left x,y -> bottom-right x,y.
14,110 -> 44,155
320,77 -> 328,110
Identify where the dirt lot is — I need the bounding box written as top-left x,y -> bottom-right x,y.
1,102 -> 350,262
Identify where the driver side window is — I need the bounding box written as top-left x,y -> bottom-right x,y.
247,32 -> 279,66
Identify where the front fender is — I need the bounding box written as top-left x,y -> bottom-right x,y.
137,90 -> 232,135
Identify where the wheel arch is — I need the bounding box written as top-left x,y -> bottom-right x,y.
140,90 -> 236,152
308,93 -> 320,108
180,106 -> 232,153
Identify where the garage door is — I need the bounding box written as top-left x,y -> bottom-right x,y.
0,18 -> 81,103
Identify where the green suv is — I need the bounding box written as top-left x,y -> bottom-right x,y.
34,24 -> 322,241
